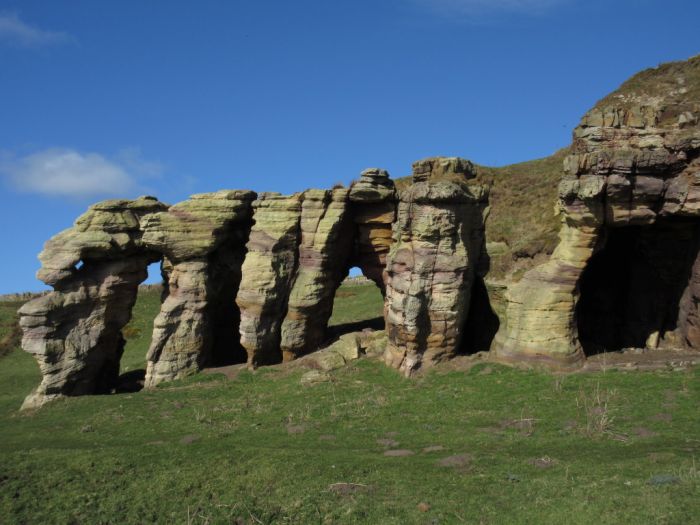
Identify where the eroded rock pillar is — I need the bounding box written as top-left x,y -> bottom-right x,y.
348,168 -> 397,292
237,193 -> 304,366
143,190 -> 256,386
383,158 -> 489,375
280,189 -> 353,360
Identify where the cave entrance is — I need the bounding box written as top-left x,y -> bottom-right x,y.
207,243 -> 248,367
327,267 -> 385,341
575,219 -> 700,356
460,275 -> 500,354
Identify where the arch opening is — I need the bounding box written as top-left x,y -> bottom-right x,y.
116,259 -> 163,393
326,266 -> 385,342
576,219 -> 700,356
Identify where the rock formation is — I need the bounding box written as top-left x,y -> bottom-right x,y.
280,189 -> 353,361
237,174 -> 396,367
383,158 -> 489,375
19,56 -> 700,409
236,192 -> 305,366
347,168 -> 397,291
19,192 -> 256,408
19,197 -> 166,409
142,190 -> 256,386
496,85 -> 700,368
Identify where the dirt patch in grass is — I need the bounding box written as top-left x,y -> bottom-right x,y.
529,457 -> 557,469
436,454 -> 472,471
633,427 -> 659,438
384,449 -> 415,457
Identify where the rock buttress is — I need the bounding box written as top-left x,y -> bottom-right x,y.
142,190 -> 256,387
19,197 -> 167,409
279,189 -> 354,360
496,95 -> 700,368
383,158 -> 489,376
236,193 -> 304,366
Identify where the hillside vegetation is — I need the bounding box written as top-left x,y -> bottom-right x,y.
596,54 -> 700,121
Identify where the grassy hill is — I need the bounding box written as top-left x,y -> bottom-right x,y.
1,285 -> 699,524
595,54 -> 700,123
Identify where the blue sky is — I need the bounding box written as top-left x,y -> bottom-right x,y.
1,0 -> 698,293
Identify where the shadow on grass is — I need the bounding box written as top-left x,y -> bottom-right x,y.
327,316 -> 384,341
116,369 -> 146,393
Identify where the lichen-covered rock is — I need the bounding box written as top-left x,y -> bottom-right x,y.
20,257 -> 152,410
279,189 -> 353,361
19,191 -> 257,407
348,168 -> 397,291
143,191 -> 256,386
383,159 -> 489,375
36,196 -> 167,286
497,82 -> 700,367
18,196 -> 167,409
237,193 -> 304,366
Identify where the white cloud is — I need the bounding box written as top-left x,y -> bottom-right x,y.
0,148 -> 163,198
410,0 -> 569,16
0,12 -> 72,47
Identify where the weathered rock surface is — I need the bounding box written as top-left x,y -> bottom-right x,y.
383,158 -> 489,375
143,190 -> 256,386
280,189 -> 353,361
19,197 -> 167,409
236,193 -> 304,366
19,192 -> 257,407
497,75 -> 700,367
238,172 -> 396,367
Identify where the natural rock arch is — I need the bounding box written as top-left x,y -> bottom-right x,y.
237,169 -> 397,367
19,191 -> 256,409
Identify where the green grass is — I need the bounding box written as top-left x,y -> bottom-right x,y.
1,287 -> 699,524
329,281 -> 385,328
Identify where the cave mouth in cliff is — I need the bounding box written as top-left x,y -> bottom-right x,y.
207,246 -> 248,367
576,219 -> 700,356
460,276 -> 500,355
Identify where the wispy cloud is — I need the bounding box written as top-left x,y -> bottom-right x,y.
0,12 -> 72,47
0,148 -> 163,199
410,0 -> 570,17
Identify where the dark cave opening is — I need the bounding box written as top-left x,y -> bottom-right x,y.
207,243 -> 249,367
576,220 -> 700,356
460,276 -> 500,354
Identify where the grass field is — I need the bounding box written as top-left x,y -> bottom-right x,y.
1,285 -> 699,524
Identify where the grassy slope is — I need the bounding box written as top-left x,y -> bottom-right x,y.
1,286 -> 699,524
595,54 -> 700,123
